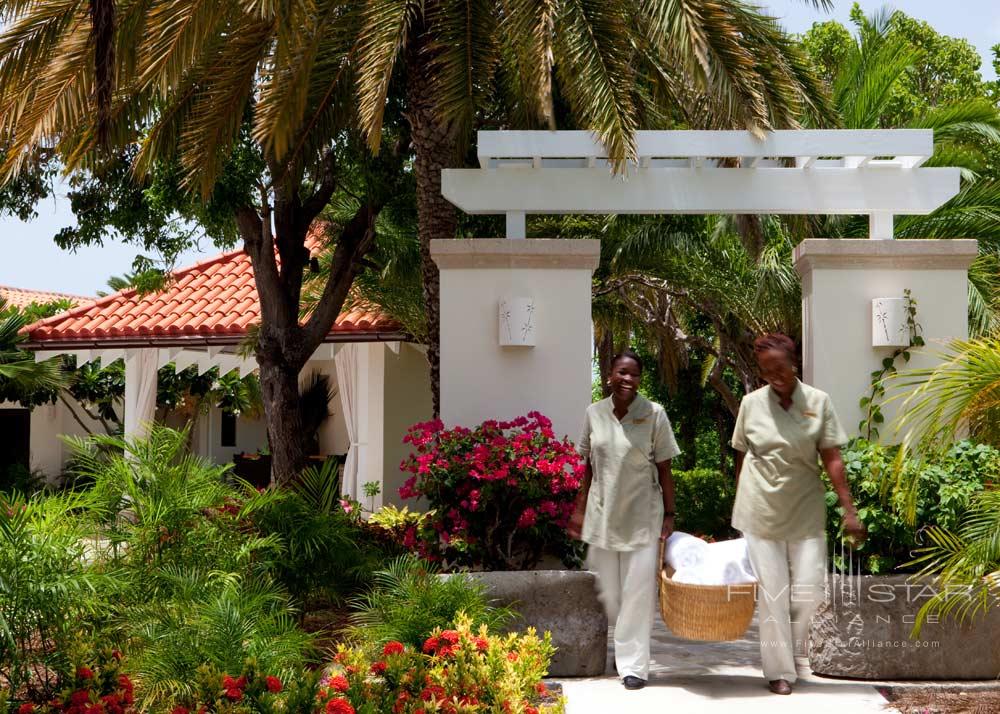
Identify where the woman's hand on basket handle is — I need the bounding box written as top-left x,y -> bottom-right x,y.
661,514 -> 675,541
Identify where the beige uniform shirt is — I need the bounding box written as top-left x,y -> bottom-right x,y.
730,380 -> 847,541
577,394 -> 681,551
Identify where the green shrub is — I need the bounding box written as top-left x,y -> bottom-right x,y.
672,468 -> 737,540
0,491 -> 113,700
245,488 -> 397,608
61,427 -> 317,709
347,555 -> 513,649
824,439 -> 997,574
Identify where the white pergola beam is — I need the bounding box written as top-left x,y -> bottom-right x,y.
478,129 -> 933,164
443,167 -> 960,215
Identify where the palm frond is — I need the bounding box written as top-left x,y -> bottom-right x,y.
424,0 -> 499,147
355,0 -> 420,153
552,0 -> 636,166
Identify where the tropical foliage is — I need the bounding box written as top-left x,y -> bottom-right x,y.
0,299 -> 66,404
822,439 -> 998,575
347,556 -> 513,650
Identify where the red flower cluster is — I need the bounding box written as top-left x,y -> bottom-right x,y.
42,671 -> 134,714
325,698 -> 355,714
382,641 -> 405,657
221,674 -> 247,701
398,412 -> 584,569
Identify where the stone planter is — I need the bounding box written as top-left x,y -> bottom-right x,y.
465,570 -> 608,677
809,574 -> 1000,680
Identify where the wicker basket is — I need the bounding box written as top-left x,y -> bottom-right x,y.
657,538 -> 758,641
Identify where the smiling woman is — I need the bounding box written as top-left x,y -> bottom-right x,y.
568,349 -> 680,691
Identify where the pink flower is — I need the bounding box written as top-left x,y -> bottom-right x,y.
517,508 -> 538,528
339,499 -> 354,514
539,500 -> 559,518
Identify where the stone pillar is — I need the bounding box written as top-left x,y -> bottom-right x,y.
430,239 -> 601,442
793,239 -> 977,439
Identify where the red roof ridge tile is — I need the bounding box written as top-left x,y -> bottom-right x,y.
22,247 -> 247,335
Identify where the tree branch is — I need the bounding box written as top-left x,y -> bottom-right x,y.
300,149 -> 338,228
301,201 -> 382,348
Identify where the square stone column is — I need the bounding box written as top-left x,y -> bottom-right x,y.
431,239 -> 601,442
793,239 -> 977,439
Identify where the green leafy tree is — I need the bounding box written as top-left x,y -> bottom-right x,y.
0,0 -> 410,484
801,3 -> 991,127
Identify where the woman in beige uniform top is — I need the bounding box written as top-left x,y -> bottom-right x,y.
568,350 -> 680,691
731,333 -> 867,695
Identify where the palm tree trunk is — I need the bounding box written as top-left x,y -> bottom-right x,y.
407,36 -> 458,419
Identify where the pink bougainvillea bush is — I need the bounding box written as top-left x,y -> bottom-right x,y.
398,412 -> 584,570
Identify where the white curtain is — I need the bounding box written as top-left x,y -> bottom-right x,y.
335,344 -> 363,499
124,348 -> 159,441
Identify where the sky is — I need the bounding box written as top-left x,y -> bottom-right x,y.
1,1 -> 999,297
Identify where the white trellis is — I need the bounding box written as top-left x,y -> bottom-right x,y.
442,130 -> 960,239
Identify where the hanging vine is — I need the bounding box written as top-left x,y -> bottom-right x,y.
859,289 -> 923,440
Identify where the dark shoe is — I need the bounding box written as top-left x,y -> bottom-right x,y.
768,679 -> 792,695
622,676 -> 646,690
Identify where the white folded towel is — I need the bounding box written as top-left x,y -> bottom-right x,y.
707,538 -> 755,580
663,531 -> 709,571
669,537 -> 756,585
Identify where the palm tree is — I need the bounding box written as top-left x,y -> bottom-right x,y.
0,300 -> 66,397
353,0 -> 833,415
0,0 -> 408,484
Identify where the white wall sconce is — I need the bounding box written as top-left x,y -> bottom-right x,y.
499,297 -> 536,346
872,297 -> 909,347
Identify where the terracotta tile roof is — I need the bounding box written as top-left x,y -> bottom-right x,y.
21,231 -> 404,346
1,286 -> 90,309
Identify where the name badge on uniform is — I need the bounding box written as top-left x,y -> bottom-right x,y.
632,417 -> 647,424
802,410 -> 817,418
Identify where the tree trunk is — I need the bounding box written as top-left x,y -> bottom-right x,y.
407,36 -> 459,419
677,364 -> 702,470
258,358 -> 308,486
597,330 -> 615,398
237,182 -> 383,486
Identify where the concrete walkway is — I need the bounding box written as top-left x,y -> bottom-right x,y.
555,615 -> 891,713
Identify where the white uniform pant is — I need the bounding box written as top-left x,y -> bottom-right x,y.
586,539 -> 660,680
745,533 -> 827,683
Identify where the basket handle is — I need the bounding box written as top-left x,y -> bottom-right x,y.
658,536 -> 667,572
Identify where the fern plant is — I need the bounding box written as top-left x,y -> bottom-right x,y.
348,555 -> 513,649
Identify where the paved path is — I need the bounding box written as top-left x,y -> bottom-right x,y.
554,615 -> 891,713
